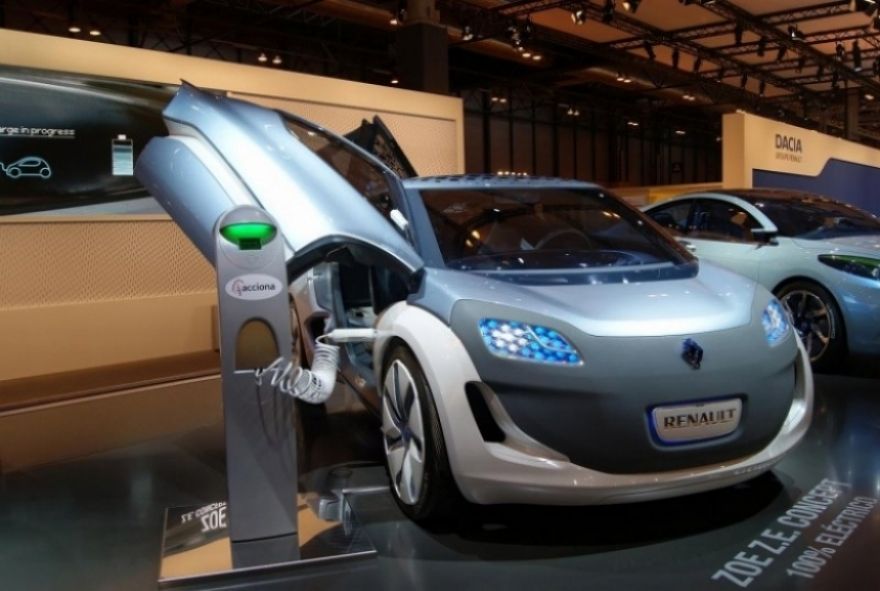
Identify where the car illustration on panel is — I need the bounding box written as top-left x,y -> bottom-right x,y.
136,85 -> 813,522
644,189 -> 880,370
1,156 -> 52,179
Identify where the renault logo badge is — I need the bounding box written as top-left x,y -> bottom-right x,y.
682,339 -> 704,370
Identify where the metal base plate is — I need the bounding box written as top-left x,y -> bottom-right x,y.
158,494 -> 376,587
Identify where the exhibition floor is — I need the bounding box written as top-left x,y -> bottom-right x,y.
0,371 -> 878,591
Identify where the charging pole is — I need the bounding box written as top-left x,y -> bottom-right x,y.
214,205 -> 298,562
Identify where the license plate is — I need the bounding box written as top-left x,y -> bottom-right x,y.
651,398 -> 742,444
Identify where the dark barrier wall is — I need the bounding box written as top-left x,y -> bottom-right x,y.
0,67 -> 171,215
754,159 -> 880,215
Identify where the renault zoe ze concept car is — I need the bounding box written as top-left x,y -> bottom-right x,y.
136,86 -> 813,522
644,189 -> 880,370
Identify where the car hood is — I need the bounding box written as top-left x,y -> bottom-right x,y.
792,234 -> 880,258
412,262 -> 758,338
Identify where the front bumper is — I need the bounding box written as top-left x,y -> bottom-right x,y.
455,338 -> 813,505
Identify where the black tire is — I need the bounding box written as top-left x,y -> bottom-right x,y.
381,344 -> 464,523
776,280 -> 845,372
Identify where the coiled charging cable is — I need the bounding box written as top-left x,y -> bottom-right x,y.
255,328 -> 378,404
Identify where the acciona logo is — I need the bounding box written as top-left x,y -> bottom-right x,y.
225,274 -> 283,301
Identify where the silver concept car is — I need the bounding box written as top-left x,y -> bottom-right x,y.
644,189 -> 880,370
136,86 -> 813,522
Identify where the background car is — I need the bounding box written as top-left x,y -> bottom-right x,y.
644,189 -> 880,370
137,86 -> 814,523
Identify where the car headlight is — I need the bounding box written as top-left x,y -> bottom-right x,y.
762,299 -> 790,347
478,319 -> 582,365
818,254 -> 880,281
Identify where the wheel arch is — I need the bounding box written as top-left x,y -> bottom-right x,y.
772,275 -> 848,362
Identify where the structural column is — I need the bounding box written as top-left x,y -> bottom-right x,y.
395,0 -> 448,94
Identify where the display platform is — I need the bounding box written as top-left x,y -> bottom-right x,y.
0,372 -> 877,591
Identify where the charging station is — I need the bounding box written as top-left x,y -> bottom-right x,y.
157,205 -> 375,586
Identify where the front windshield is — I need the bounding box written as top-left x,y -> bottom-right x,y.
420,187 -> 692,271
751,197 -> 880,239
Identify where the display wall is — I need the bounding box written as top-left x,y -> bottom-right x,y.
723,111 -> 880,214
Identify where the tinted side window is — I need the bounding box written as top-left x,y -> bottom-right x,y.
690,200 -> 760,243
648,201 -> 692,235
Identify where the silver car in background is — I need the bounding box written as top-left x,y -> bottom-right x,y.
644,189 -> 880,370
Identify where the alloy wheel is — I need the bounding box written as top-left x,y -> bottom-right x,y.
780,289 -> 833,362
381,360 -> 425,506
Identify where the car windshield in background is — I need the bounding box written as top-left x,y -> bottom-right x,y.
749,197 -> 880,239
420,187 -> 692,272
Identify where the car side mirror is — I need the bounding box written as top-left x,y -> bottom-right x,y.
752,229 -> 778,245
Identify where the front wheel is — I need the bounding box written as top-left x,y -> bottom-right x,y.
381,345 -> 463,523
777,281 -> 845,371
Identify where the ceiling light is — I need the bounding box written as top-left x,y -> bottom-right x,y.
571,5 -> 587,25
623,75 -> 632,83
68,24 -> 81,33
257,52 -> 268,63
789,25 -> 805,41
390,2 -> 406,26
836,41 -> 846,61
522,50 -> 533,58
644,41 -> 656,61
675,129 -> 686,136
390,76 -> 399,85
628,120 -> 640,127
616,72 -> 625,81
272,54 -> 282,65
866,92 -> 876,101
461,25 -> 474,42
853,40 -> 863,71
622,0 -> 641,13
532,54 -> 543,61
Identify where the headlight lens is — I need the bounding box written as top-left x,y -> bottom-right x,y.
762,299 -> 790,347
818,254 -> 880,281
478,319 -> 582,365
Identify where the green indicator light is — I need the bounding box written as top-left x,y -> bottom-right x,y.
220,222 -> 277,250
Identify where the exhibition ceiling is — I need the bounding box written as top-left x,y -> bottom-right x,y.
4,1 -> 880,140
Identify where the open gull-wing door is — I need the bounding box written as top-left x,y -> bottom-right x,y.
134,84 -> 423,284
344,116 -> 417,179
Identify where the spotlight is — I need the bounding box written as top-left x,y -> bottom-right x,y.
643,40 -> 656,61
836,41 -> 846,61
461,25 -> 474,42
272,54 -> 282,65
672,48 -> 680,69
740,72 -> 748,88
717,67 -> 725,80
734,24 -> 743,46
389,1 -> 406,26
853,40 -> 863,71
68,23 -> 81,34
796,57 -> 805,73
602,0 -> 615,23
874,16 -> 880,31
832,71 -> 840,90
675,129 -> 686,136
533,53 -> 543,62
789,25 -> 805,41
571,4 -> 587,25
866,92 -> 876,101
616,72 -> 625,81
628,120 -> 640,127
390,76 -> 399,85
776,46 -> 787,61
693,57 -> 702,72
257,51 -> 268,63
817,64 -> 825,78
622,0 -> 641,13
757,37 -> 766,57
874,59 -> 880,76
88,27 -> 101,37
759,80 -> 766,97
522,50 -> 532,59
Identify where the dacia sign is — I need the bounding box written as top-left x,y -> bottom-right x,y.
775,133 -> 804,163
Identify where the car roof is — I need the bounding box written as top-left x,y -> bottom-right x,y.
402,174 -> 601,191
681,188 -> 837,204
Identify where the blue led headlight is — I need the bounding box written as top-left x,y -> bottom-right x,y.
478,319 -> 582,365
762,299 -> 790,347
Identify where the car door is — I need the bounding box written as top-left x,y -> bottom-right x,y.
135,83 -> 424,284
683,199 -> 767,280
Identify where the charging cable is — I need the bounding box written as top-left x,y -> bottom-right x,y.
254,328 -> 379,403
